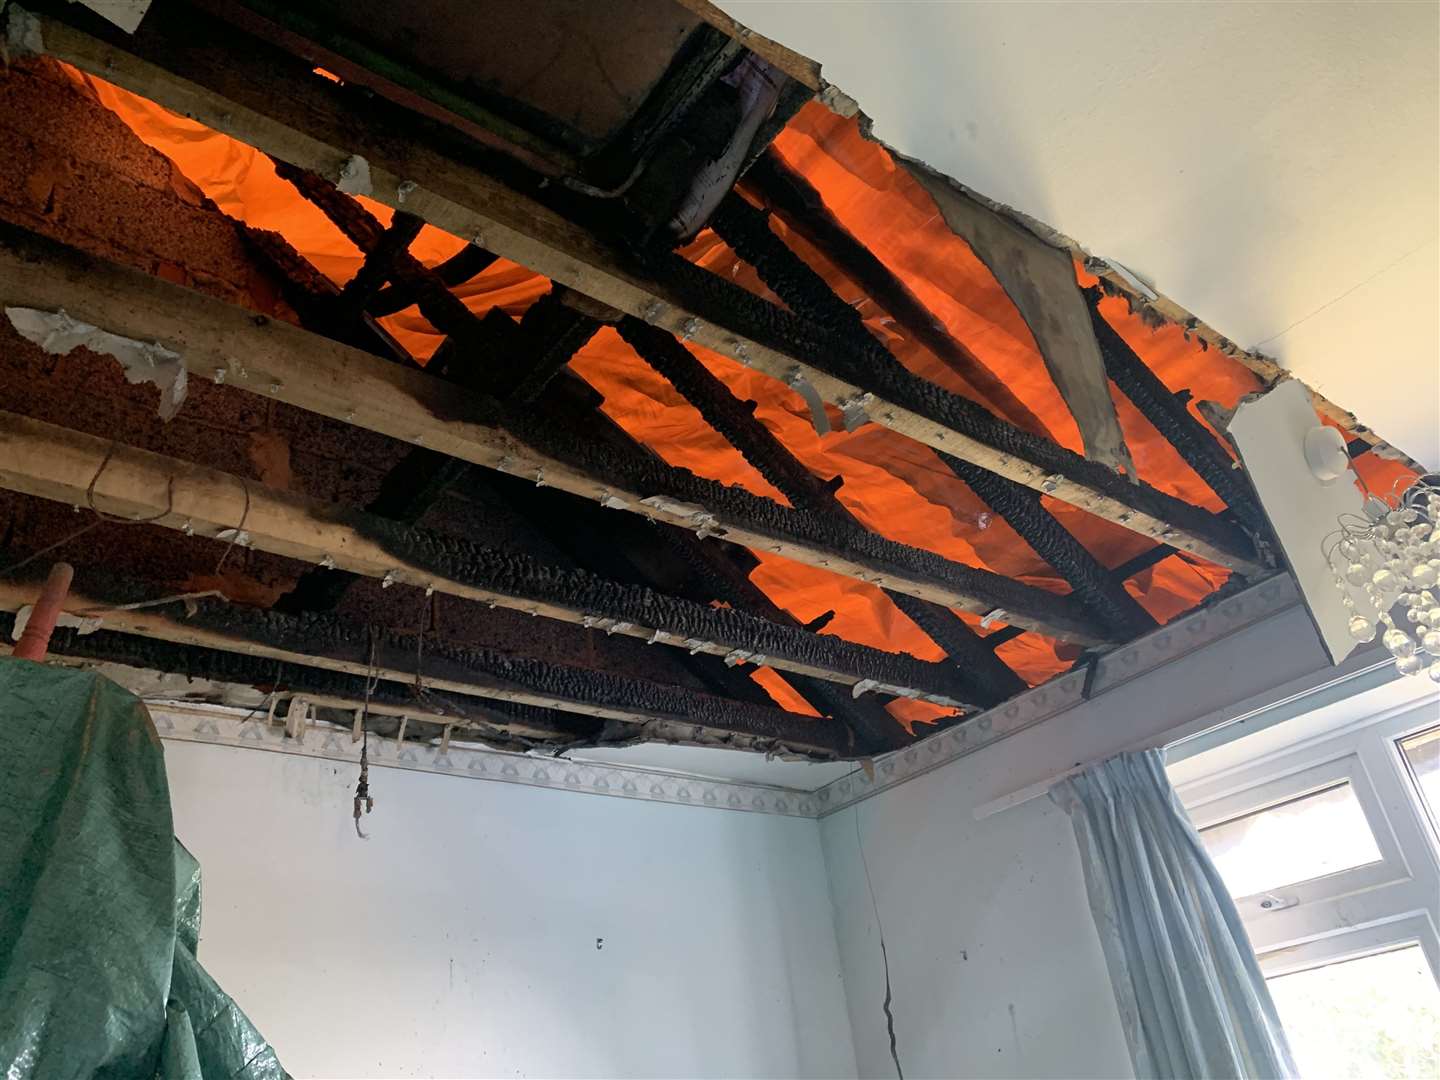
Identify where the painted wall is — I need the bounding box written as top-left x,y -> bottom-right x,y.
161,738 -> 857,1079
819,599 -> 1346,1078
721,0 -> 1440,467
823,788 -> 1132,1079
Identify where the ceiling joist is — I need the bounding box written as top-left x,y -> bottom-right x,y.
0,582 -> 852,755
0,411 -> 986,707
20,2 -> 1266,576
0,221 -> 1107,644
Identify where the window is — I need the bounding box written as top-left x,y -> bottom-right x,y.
1399,725 -> 1440,836
1199,781 -> 1382,898
1267,944 -> 1440,1080
1172,694 -> 1440,1078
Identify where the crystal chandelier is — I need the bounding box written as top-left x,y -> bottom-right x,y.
1326,474 -> 1440,680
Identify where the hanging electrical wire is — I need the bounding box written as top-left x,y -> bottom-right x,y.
353,628 -> 379,839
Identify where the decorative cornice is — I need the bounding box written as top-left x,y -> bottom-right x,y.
810,574 -> 1301,816
148,575 -> 1299,820
150,703 -> 822,818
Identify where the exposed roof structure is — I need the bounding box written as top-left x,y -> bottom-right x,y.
0,0 -> 1421,761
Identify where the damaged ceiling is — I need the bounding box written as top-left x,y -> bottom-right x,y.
0,0 -> 1423,768
719,0 -> 1440,468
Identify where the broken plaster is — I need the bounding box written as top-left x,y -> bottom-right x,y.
5,307 -> 188,420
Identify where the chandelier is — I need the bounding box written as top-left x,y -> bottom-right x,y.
1325,473 -> 1440,680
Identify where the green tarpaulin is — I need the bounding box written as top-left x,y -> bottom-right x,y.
0,657 -> 288,1079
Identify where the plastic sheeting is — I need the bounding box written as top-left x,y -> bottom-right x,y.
0,658 -> 288,1079
59,65 -> 1418,729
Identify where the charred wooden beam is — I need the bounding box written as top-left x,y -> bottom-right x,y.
707,196 -> 1160,638
498,391 -> 920,748
741,151 -> 1049,437
618,314 -> 1027,706
1083,287 -> 1266,531
239,224 -> 414,366
618,314 -> 838,513
940,455 -> 1157,639
0,411 -> 978,706
884,592 -> 1028,701
368,243 -> 497,317
653,235 -> 1263,575
1113,543 -> 1179,582
255,198 -> 776,712
0,582 -> 850,755
339,209 -> 425,309
25,5 -> 1264,573
0,221 -> 1105,642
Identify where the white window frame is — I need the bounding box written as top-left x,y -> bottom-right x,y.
1171,697 -> 1440,984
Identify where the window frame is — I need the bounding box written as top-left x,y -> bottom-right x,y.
1171,698 -> 1440,985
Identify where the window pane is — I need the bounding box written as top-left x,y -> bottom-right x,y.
1268,945 -> 1440,1080
1199,781 -> 1382,898
1399,726 -> 1440,836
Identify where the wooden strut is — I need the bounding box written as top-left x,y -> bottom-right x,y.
22,4 -> 1265,575
0,220 -> 1107,645
0,411 -> 980,707
705,195 -> 1160,640
0,581 -> 852,756
740,149 -> 1050,439
616,315 -> 1031,706
229,182 -> 940,747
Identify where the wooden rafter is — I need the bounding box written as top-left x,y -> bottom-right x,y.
617,315 -> 1032,706
0,581 -> 851,755
0,411 -> 985,707
22,3 -> 1266,575
0,221 -> 1107,644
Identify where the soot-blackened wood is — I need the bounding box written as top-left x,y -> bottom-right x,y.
885,591 -> 1028,701
512,292 -> 601,402
1084,287 -> 1265,531
618,315 -> 840,512
239,224 -> 414,366
740,155 -> 1050,437
510,358 -> 914,746
32,3 -> 1263,569
711,194 -> 1157,640
258,173 -> 1107,642
340,210 -> 426,309
619,312 -> 1027,709
652,239 -> 1263,574
368,243 -> 498,316
941,454 -> 1157,639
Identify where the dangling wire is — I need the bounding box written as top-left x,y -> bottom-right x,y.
0,440 -> 173,578
353,628 -> 379,839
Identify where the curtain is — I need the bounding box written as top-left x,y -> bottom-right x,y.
1052,750 -> 1298,1080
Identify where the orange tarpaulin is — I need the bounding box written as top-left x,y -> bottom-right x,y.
65,68 -> 1413,729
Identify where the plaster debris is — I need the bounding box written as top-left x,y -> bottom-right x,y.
6,307 -> 187,420
336,154 -> 373,196
75,0 -> 153,34
785,367 -> 831,436
3,4 -> 43,59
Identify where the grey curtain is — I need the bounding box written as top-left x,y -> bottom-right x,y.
1052,750 -> 1298,1080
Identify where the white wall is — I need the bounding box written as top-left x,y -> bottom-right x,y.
818,599 -> 1350,1078
822,789 -> 1132,1079
162,739 -> 857,1079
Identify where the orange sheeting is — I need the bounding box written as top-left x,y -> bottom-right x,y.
67,69 -> 1416,730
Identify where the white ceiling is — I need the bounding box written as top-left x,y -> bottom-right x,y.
723,0 -> 1439,467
